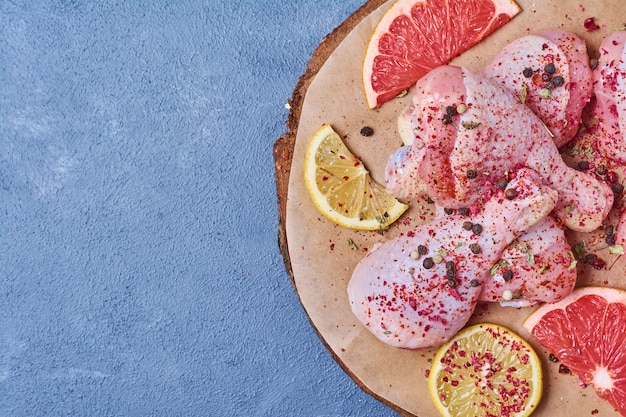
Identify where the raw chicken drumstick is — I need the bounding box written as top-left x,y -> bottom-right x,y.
386,65 -> 612,232
348,169 -> 558,349
593,31 -> 626,248
478,215 -> 576,306
484,29 -> 593,147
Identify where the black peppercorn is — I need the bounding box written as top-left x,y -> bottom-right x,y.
612,182 -> 624,195
542,72 -> 552,82
462,221 -> 473,231
577,160 -> 590,171
471,223 -> 483,235
360,126 -> 374,137
522,67 -> 533,78
447,278 -> 458,288
445,105 -> 457,117
552,75 -> 565,87
469,243 -> 482,254
470,279 -> 480,287
496,177 -> 509,190
503,269 -> 514,282
544,63 -> 556,74
423,257 -> 435,269
418,245 -> 428,256
467,169 -> 478,179
444,207 -> 454,215
459,207 -> 470,217
596,164 -> 608,175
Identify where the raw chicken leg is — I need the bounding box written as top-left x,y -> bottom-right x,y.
478,215 -> 576,306
348,169 -> 557,349
484,29 -> 593,147
386,65 -> 612,232
593,30 -> 626,164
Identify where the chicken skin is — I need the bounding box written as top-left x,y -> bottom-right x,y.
386,65 -> 612,232
484,29 -> 593,147
348,169 -> 557,349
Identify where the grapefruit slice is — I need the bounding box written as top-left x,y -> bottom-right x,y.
523,287 -> 626,415
363,0 -> 521,108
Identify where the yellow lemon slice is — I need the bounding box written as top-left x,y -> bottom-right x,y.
304,124 -> 408,230
428,323 -> 543,417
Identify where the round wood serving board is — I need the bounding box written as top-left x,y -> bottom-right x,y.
274,1 -> 626,416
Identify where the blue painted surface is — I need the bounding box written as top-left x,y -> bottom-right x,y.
1,1 -> 400,416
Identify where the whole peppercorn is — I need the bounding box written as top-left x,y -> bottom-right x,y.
552,75 -> 565,87
445,105 -> 457,117
522,67 -> 533,78
496,177 -> 509,190
577,160 -> 590,171
466,169 -> 478,179
446,268 -> 456,279
459,207 -> 470,217
596,164 -> 608,175
423,257 -> 435,269
503,269 -> 514,282
462,221 -> 474,231
544,63 -> 556,74
470,279 -> 480,287
612,182 -> 624,195
505,188 -> 518,200
447,278 -> 458,288
445,260 -> 455,270
542,72 -> 552,82
605,224 -> 615,236
584,253 -> 598,264
606,235 -> 616,246
360,126 -> 374,137
418,245 -> 428,256
471,223 -> 483,235
444,207 -> 455,215
469,243 -> 482,254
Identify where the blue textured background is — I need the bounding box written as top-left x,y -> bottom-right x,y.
1,1 -> 399,416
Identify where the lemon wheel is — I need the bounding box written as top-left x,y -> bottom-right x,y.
428,323 -> 543,417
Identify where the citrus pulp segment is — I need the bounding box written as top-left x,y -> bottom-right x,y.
303,124 -> 408,230
523,286 -> 626,416
362,0 -> 521,108
428,323 -> 542,417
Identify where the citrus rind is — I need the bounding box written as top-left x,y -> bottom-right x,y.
304,124 -> 408,230
428,323 -> 543,417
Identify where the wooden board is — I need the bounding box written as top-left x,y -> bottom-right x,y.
274,1 -> 626,415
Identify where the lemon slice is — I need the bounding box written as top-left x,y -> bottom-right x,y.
428,323 -> 543,417
304,124 -> 408,230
